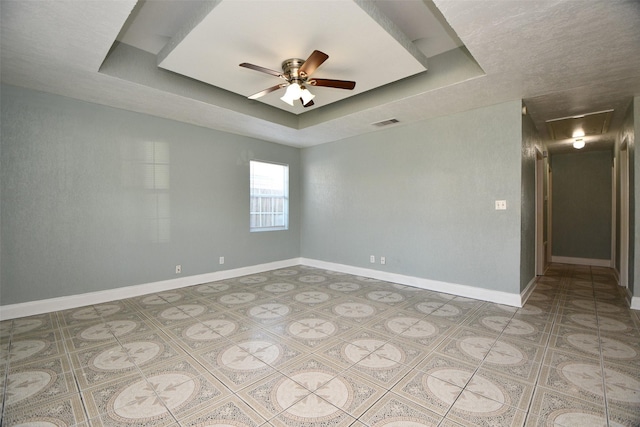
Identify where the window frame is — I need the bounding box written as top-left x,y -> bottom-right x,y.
249,160 -> 289,232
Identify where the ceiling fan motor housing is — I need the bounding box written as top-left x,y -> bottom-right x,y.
282,58 -> 305,84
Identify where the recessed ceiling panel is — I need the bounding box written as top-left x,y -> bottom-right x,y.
546,110 -> 613,140
157,0 -> 428,114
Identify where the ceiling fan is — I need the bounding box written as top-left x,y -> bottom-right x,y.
240,50 -> 356,108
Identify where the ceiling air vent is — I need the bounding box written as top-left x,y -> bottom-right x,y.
372,118 -> 400,127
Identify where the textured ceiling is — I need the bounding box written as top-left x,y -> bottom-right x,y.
1,0 -> 639,153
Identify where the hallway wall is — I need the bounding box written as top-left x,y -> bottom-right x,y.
551,150 -> 612,262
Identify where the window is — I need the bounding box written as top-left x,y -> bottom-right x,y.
250,160 -> 289,232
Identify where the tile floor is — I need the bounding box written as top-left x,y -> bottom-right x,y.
1,263 -> 639,426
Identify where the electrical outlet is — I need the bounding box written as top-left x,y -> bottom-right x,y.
370,255 -> 375,264
495,200 -> 507,210
380,257 -> 386,265
175,264 -> 182,274
219,256 -> 225,265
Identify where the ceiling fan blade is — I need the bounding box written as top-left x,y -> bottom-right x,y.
248,84 -> 286,100
308,79 -> 356,90
239,63 -> 286,80
298,50 -> 329,78
300,98 -> 315,108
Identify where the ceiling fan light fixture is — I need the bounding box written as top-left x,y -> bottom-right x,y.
573,138 -> 585,149
300,86 -> 315,105
280,83 -> 302,106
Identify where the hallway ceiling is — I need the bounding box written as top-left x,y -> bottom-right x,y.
2,0 -> 639,152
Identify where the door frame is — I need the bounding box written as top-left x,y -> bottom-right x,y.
535,148 -> 545,275
619,137 -> 630,288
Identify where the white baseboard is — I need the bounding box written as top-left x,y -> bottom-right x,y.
300,258 -> 522,307
551,256 -> 612,267
630,292 -> 640,311
0,258 -> 302,320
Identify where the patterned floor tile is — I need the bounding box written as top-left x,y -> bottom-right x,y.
5,355 -> 77,411
162,312 -> 248,351
269,313 -> 352,350
193,332 -> 302,392
231,299 -> 306,326
176,395 -> 268,426
9,313 -> 59,337
267,368 -> 384,426
479,337 -> 544,382
528,386 -> 607,427
465,368 -> 534,411
357,391 -> 443,426
392,368 -> 464,416
6,328 -> 66,367
3,263 -> 640,427
2,393 -> 88,427
445,388 -> 528,427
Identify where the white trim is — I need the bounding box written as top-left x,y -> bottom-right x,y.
0,258 -> 302,320
520,276 -> 537,306
550,256 -> 611,267
300,258 -> 522,307
630,294 -> 640,311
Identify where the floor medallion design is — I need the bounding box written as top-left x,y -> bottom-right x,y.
263,282 -> 295,293
8,340 -> 48,363
329,282 -> 361,292
367,291 -> 404,303
248,303 -> 290,320
110,373 -> 196,421
71,304 -> 121,320
550,411 -> 624,427
160,304 -> 206,320
218,341 -> 280,370
288,318 -> 337,339
80,320 -> 137,340
184,319 -> 237,340
238,276 -> 268,284
92,341 -> 161,370
196,283 -> 230,293
5,370 -> 55,405
415,302 -> 445,315
275,372 -> 352,421
294,291 -> 330,304
333,302 -> 376,318
219,293 -> 257,305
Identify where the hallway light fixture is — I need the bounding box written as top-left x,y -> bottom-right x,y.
573,138 -> 585,149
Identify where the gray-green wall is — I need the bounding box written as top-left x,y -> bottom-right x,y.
1,85 -> 301,305
300,101 -> 524,294
551,150 -> 612,261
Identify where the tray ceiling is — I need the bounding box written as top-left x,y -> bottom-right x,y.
155,1 -> 428,114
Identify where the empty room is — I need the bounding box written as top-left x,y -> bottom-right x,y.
1,0 -> 639,426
